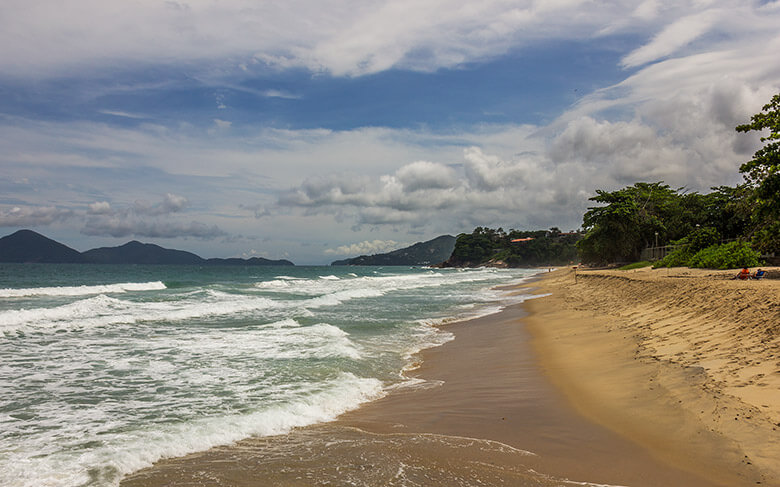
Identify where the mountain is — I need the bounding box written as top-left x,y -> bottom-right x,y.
205,257 -> 295,266
0,229 -> 84,263
331,235 -> 456,266
0,230 -> 294,266
82,241 -> 204,265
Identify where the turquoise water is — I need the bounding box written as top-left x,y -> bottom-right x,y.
0,264 -> 538,487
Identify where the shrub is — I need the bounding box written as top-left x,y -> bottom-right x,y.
653,226 -> 721,268
654,246 -> 693,268
687,241 -> 762,269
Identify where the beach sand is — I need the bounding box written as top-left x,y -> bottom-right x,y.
522,266 -> 780,486
121,267 -> 779,486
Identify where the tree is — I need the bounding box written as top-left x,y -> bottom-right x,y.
577,182 -> 682,264
736,93 -> 780,253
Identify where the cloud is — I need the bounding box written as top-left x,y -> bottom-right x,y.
213,119 -> 232,130
0,206 -> 73,227
621,11 -> 719,68
324,239 -> 402,256
0,0 -> 681,79
395,161 -> 458,191
277,146 -> 584,232
98,110 -> 149,119
128,194 -> 189,216
80,193 -> 221,239
87,201 -> 112,215
0,193 -> 223,240
81,218 -> 226,239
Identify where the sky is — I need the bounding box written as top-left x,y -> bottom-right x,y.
1,1 -> 779,264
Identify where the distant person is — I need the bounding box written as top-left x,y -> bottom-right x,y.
753,268 -> 767,280
735,267 -> 751,280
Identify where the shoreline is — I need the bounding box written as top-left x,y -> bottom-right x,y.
121,270 -> 758,486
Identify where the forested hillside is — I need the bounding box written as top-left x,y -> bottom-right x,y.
440,227 -> 580,267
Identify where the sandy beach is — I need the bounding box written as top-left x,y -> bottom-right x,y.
523,266 -> 780,486
121,266 -> 780,487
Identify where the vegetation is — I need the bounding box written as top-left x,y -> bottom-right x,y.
687,242 -> 762,270
654,226 -> 721,268
735,93 -> 780,254
444,227 -> 580,267
578,92 -> 779,268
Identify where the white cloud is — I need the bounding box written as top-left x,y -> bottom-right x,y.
87,201 -> 112,215
0,206 -> 73,227
621,11 -> 719,68
395,161 -> 458,191
0,0 -> 671,78
324,239 -> 401,256
213,119 -> 232,130
79,194 -> 218,239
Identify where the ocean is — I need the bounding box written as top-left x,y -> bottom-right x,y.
0,263 -> 539,487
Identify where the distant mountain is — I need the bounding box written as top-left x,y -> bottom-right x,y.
331,235 -> 456,266
204,257 -> 295,266
0,229 -> 84,263
82,241 -> 204,265
0,230 -> 294,266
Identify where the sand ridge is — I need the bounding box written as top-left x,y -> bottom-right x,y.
523,266 -> 780,486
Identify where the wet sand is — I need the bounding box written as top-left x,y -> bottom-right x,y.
333,301 -> 720,486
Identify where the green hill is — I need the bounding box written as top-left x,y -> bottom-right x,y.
331,235 -> 456,266
440,227 -> 581,267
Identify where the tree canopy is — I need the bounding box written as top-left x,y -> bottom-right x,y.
736,93 -> 780,253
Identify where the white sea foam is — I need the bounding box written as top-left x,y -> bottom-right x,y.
1,373 -> 384,487
256,269 -> 513,300
0,281 -> 166,298
172,321 -> 362,360
254,279 -> 293,289
0,292 -> 280,334
302,288 -> 385,309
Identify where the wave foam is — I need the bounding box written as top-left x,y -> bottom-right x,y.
0,281 -> 166,298
0,292 -> 279,334
2,373 -> 385,487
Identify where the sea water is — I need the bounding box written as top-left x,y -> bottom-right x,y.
0,263 -> 539,487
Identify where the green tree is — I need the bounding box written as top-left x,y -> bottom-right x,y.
736,93 -> 780,253
577,182 -> 682,264
699,185 -> 752,240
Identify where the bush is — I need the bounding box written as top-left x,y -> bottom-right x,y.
654,246 -> 693,268
687,241 -> 762,269
653,227 -> 721,268
687,226 -> 721,252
